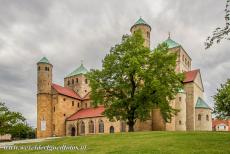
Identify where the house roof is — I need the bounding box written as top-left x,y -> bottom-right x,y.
164,38 -> 181,49
212,119 -> 230,128
37,57 -> 51,65
183,69 -> 199,83
195,97 -> 211,109
66,64 -> 88,78
67,106 -> 105,121
82,92 -> 91,100
130,17 -> 151,30
52,83 -> 82,100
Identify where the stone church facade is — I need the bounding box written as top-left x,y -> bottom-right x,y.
36,18 -> 212,138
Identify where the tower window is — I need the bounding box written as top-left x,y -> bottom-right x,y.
38,66 -> 40,71
63,98 -> 66,101
147,32 -> 150,38
53,107 -> 55,112
72,101 -> 74,106
85,79 -> 88,84
206,115 -> 209,121
179,97 -> 181,102
64,114 -> 66,116
72,79 -> 74,84
68,81 -> 70,86
85,90 -> 87,93
76,78 -> 78,83
45,67 -> 49,71
179,120 -> 182,125
198,114 -> 201,120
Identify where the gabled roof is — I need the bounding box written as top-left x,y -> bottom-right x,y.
195,97 -> 211,109
164,38 -> 181,49
82,92 -> 91,100
183,69 -> 199,83
66,64 -> 88,78
37,57 -> 51,64
130,17 -> 151,30
67,106 -> 105,121
52,83 -> 82,100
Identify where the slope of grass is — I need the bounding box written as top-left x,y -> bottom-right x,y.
1,131 -> 230,154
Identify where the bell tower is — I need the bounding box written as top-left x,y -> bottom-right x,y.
130,17 -> 151,48
37,57 -> 53,138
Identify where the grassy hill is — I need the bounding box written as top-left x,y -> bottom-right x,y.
1,131 -> 230,154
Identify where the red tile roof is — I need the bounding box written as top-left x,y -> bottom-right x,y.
183,69 -> 199,83
67,106 -> 105,121
212,119 -> 230,131
52,83 -> 82,100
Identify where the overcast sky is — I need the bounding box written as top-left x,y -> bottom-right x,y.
0,0 -> 229,127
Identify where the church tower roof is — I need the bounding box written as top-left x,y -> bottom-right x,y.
164,37 -> 181,49
66,63 -> 88,77
130,17 -> 151,31
37,57 -> 51,65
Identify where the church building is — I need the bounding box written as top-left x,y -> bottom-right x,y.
36,18 -> 212,138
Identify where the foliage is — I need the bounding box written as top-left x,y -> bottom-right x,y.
0,102 -> 35,139
87,30 -> 184,131
213,79 -> 230,119
205,0 -> 230,49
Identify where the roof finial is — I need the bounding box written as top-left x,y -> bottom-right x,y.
168,32 -> 171,39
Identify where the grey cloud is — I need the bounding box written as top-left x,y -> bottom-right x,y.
0,0 -> 229,127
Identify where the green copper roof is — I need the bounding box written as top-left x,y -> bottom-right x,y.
195,97 -> 211,109
164,38 -> 181,49
66,64 -> 88,77
37,57 -> 51,64
131,17 -> 151,30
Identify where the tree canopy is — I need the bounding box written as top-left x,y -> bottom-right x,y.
0,102 -> 35,139
213,79 -> 230,119
87,30 -> 184,131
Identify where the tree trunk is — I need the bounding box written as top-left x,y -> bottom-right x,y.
128,121 -> 135,132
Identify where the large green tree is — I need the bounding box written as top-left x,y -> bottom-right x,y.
0,102 -> 35,139
213,79 -> 230,119
87,30 -> 184,131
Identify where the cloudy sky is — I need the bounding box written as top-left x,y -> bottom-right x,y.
0,0 -> 229,127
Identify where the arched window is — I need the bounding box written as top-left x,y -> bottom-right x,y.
99,120 -> 104,133
206,115 -> 209,121
88,120 -> 94,133
72,79 -> 74,84
80,121 -> 85,134
198,114 -> 201,120
110,126 -> 114,133
179,120 -> 182,125
147,31 -> 150,38
71,127 -> 76,136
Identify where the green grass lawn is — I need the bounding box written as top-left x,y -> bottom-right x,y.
1,131 -> 230,154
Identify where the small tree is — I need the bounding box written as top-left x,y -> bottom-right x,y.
205,0 -> 230,49
213,79 -> 230,119
0,102 -> 35,139
87,30 -> 184,132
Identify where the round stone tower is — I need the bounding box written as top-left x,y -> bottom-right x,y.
130,17 -> 151,48
37,57 -> 53,138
